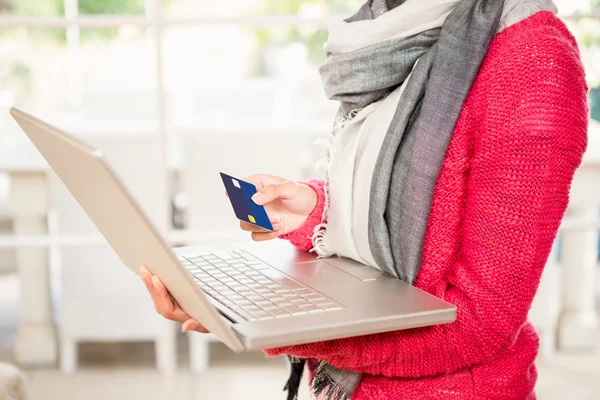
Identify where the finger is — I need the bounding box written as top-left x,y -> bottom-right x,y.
181,318 -> 208,333
240,217 -> 283,231
271,218 -> 285,232
251,181 -> 299,206
251,230 -> 281,242
241,215 -> 285,232
140,266 -> 160,313
243,174 -> 269,190
152,276 -> 187,322
240,221 -> 269,232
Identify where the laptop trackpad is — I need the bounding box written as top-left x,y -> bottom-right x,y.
322,257 -> 383,281
288,261 -> 357,285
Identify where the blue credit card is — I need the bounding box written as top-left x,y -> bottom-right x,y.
220,172 -> 273,231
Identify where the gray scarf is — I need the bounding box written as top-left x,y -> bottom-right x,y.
285,0 -> 508,398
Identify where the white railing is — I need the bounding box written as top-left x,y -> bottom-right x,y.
2,148 -> 599,368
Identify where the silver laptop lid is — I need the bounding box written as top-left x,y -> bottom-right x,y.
10,107 -> 244,352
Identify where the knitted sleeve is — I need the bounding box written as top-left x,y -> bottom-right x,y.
278,179 -> 326,252
264,21 -> 589,378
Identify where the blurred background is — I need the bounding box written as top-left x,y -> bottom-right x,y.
0,0 -> 599,399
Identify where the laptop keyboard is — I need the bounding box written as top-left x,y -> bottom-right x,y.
179,250 -> 342,322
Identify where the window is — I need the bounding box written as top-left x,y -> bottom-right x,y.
1,0 -> 599,222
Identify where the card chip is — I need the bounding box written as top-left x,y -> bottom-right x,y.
248,215 -> 256,223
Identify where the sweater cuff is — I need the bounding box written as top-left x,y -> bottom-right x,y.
278,179 -> 326,252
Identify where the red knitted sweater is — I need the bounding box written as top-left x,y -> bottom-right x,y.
267,12 -> 589,400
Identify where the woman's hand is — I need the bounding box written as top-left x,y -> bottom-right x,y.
140,175 -> 316,332
239,174 -> 317,241
140,266 -> 208,333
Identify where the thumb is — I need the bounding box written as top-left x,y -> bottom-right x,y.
251,181 -> 298,205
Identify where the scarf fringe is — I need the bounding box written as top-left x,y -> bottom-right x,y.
310,361 -> 353,400
310,109 -> 363,259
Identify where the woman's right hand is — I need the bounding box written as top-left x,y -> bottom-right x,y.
239,174 -> 317,241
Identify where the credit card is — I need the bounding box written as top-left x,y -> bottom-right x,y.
220,172 -> 273,231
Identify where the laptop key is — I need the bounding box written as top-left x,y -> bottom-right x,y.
212,251 -> 235,260
301,293 -> 321,299
270,297 -> 287,304
252,310 -> 272,319
229,262 -> 245,268
248,284 -> 263,290
308,297 -> 330,304
238,251 -> 256,260
247,263 -> 270,271
321,304 -> 342,311
291,288 -> 312,294
298,304 -> 319,312
281,304 -> 304,313
268,308 -> 290,318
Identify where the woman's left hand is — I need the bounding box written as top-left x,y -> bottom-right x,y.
140,266 -> 208,333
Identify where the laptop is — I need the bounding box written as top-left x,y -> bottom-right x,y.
10,107 -> 456,353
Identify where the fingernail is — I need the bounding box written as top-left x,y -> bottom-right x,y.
151,275 -> 160,289
273,220 -> 285,231
251,192 -> 266,205
181,320 -> 195,332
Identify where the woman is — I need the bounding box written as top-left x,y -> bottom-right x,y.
140,0 -> 589,398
